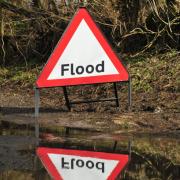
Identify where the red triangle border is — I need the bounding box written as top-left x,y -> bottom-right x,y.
36,8 -> 129,88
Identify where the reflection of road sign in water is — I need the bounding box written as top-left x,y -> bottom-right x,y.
37,148 -> 129,180
36,8 -> 129,88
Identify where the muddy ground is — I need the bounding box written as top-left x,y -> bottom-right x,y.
0,84 -> 179,134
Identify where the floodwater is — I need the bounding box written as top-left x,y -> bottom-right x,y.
0,124 -> 179,180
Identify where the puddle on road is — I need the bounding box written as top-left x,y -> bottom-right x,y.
0,124 -> 179,180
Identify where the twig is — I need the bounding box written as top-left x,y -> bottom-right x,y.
1,10 -> 6,65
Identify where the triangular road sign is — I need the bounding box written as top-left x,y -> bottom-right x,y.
36,8 -> 129,88
37,147 -> 129,180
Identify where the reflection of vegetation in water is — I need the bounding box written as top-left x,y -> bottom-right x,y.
122,152 -> 179,180
132,137 -> 180,164
121,136 -> 180,180
0,169 -> 51,180
0,170 -> 34,180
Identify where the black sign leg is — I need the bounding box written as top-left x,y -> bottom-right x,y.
128,78 -> 132,111
63,86 -> 71,111
112,141 -> 118,152
113,82 -> 119,107
65,127 -> 70,136
35,87 -> 40,117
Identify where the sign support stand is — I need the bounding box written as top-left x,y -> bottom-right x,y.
63,86 -> 71,111
128,78 -> 132,111
35,119 -> 39,146
61,82 -> 120,111
112,140 -> 132,156
128,140 -> 132,157
34,80 -> 132,116
35,87 -> 40,117
113,82 -> 119,107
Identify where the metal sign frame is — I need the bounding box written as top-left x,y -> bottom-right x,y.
34,79 -> 131,117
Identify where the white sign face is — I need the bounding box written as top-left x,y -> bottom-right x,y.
47,19 -> 119,80
48,154 -> 119,180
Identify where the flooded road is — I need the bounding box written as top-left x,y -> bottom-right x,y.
0,123 -> 179,180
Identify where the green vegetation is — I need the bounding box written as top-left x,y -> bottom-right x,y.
128,51 -> 180,92
0,66 -> 38,87
1,52 -> 179,93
